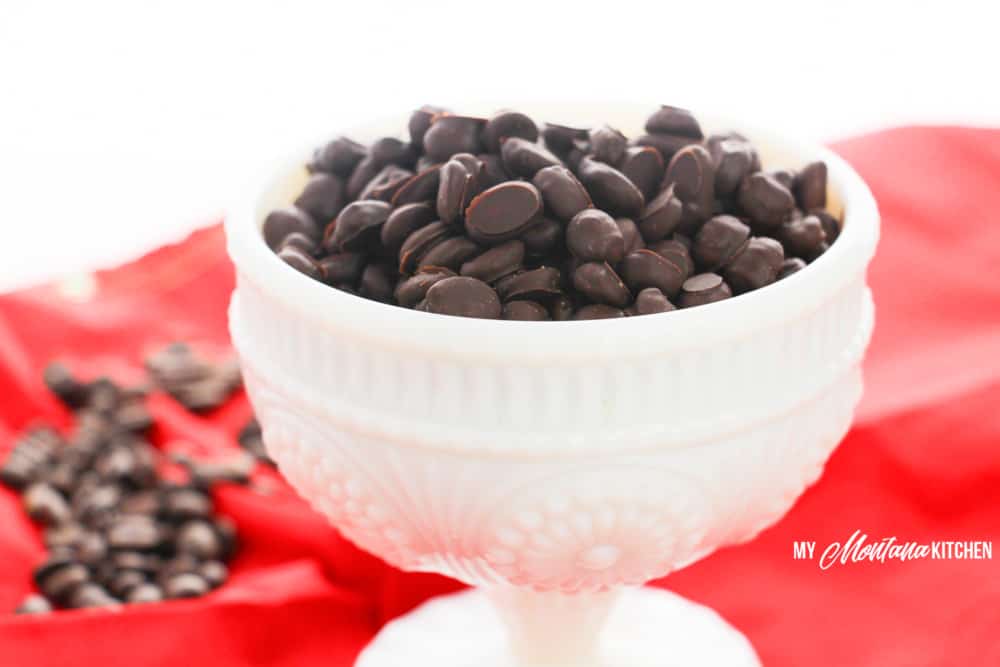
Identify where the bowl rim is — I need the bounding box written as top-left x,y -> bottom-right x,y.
225,105 -> 879,362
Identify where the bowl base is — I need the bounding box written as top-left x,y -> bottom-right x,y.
356,587 -> 760,667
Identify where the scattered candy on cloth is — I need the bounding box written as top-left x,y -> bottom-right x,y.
1,127 -> 999,667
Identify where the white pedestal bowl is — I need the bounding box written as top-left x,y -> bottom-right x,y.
225,105 -> 879,666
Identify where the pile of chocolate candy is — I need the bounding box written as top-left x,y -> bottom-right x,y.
3,345 -> 268,614
263,105 -> 839,320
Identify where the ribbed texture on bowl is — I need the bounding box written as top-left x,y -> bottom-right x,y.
245,363 -> 861,589
230,279 -> 872,454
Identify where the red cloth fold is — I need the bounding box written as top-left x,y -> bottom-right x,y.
1,127 -> 999,666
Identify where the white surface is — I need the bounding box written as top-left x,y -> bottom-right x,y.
228,105 -> 876,661
0,0 -> 996,291
355,588 -> 761,667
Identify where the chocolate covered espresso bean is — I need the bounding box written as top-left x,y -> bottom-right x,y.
631,287 -> 676,315
262,207 -> 318,250
358,263 -> 396,302
165,573 -> 210,599
359,165 -> 413,202
451,153 -> 486,191
395,267 -> 456,308
634,133 -> 699,162
738,172 -> 795,227
277,246 -> 321,279
465,181 -> 542,245
346,156 -> 383,200
369,137 -> 416,168
200,561 -> 229,589
423,115 -> 485,162
576,157 -> 645,218
127,583 -> 164,604
723,237 -> 784,293
768,169 -> 796,191
693,215 -> 751,270
500,137 -> 562,178
574,304 -> 626,320
68,583 -> 119,609
408,105 -> 448,151
566,209 -> 625,263
572,262 -> 631,307
588,125 -> 627,165
478,153 -> 510,187
329,200 -> 393,251
549,295 -> 575,320
419,236 -> 481,272
794,161 -> 828,211
709,137 -> 760,197
619,146 -> 665,201
778,257 -> 807,280
496,267 -> 562,302
502,300 -> 550,321
437,158 -> 474,225
664,145 -> 715,205
616,218 -> 645,254
460,240 -> 525,283
381,202 -> 436,253
15,594 -> 52,615
317,252 -> 365,285
637,185 -> 683,242
399,221 -> 453,273
521,217 -> 562,257
813,209 -> 841,243
619,249 -> 687,298
482,111 -> 539,154
392,165 -> 442,206
532,166 -> 592,221
645,105 -> 703,139
424,277 -> 501,319
310,136 -> 367,177
777,214 -> 827,258
23,483 -> 71,525
278,231 -> 318,255
542,122 -> 589,155
295,173 -> 345,223
679,273 -> 732,307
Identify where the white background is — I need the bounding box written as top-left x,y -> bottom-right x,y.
1,0 -> 998,291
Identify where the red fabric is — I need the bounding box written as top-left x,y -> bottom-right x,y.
1,127 -> 999,666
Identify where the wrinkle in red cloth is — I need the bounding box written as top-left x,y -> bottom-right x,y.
1,127 -> 999,666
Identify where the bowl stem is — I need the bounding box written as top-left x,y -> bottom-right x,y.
486,586 -> 620,666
